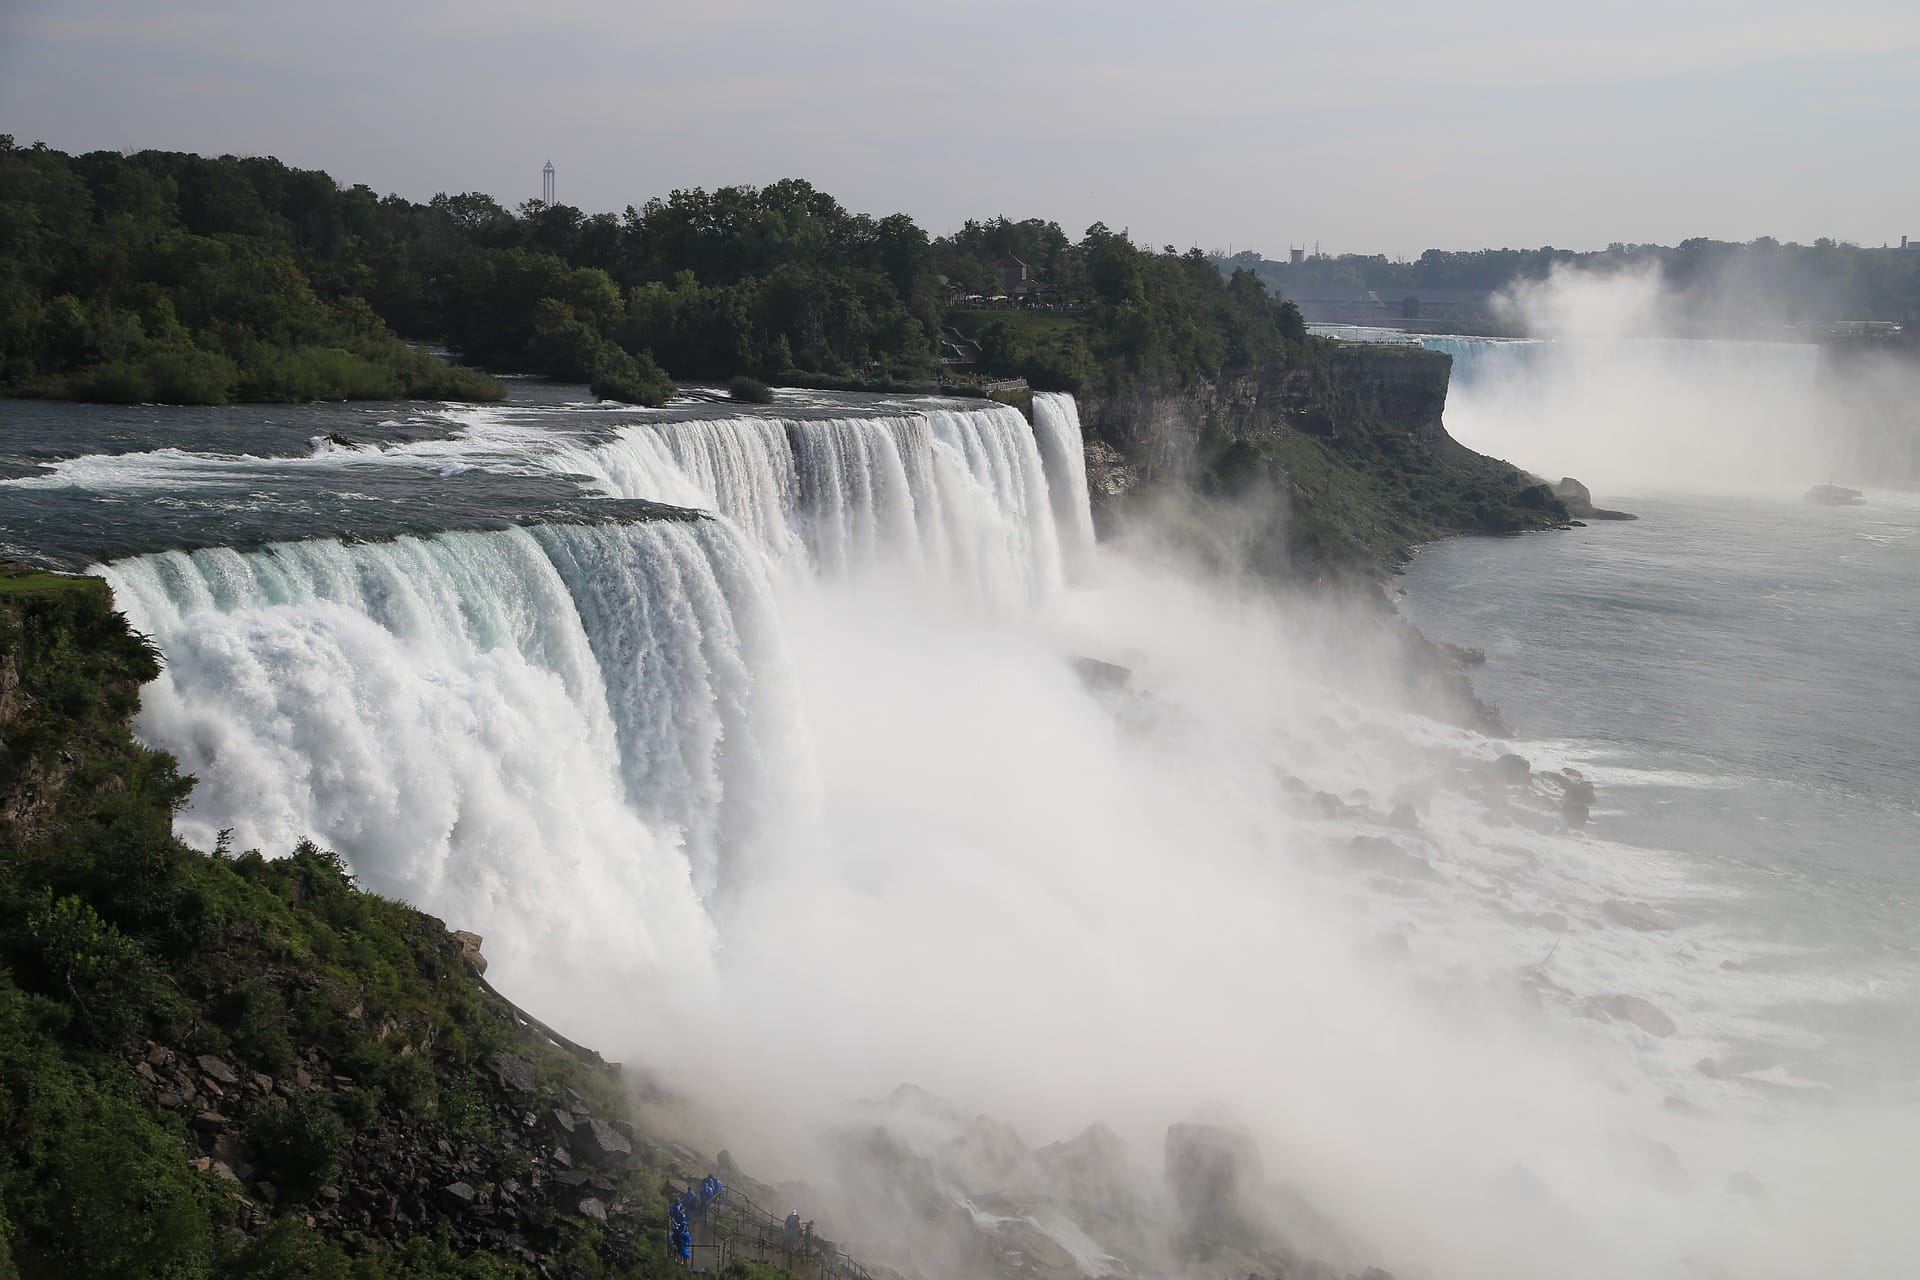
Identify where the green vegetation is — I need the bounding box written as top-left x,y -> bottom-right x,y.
942,225 -> 1309,394
3,140 -> 1317,406
589,346 -> 675,406
0,569 -> 749,1279
726,376 -> 773,404
0,140 -> 503,404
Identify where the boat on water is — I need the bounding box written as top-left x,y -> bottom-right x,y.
1805,482 -> 1866,505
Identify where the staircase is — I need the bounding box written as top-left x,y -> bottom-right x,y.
675,1181 -> 878,1280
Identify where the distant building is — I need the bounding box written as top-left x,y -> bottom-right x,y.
542,161 -> 555,206
996,255 -> 1032,297
1901,236 -> 1919,251
1289,247 -> 1305,266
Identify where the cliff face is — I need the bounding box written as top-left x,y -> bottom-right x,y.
1076,344 -> 1564,579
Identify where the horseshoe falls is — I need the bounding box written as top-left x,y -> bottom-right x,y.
4,383 -> 1915,1280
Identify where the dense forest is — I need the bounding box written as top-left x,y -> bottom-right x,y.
0,138 -> 1308,406
1218,238 -> 1920,331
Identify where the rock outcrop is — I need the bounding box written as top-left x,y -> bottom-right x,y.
1077,346 -> 1568,579
1548,477 -> 1637,521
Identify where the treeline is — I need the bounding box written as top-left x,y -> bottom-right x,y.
1,139 -> 1310,406
1218,238 -> 1920,327
950,223 -> 1308,391
0,140 -> 504,405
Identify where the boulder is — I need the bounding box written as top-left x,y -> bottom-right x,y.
570,1119 -> 632,1165
1556,770 -> 1597,806
1581,993 -> 1677,1037
453,930 -> 488,974
1601,899 -> 1680,931
196,1054 -> 240,1086
1490,753 -> 1532,785
1309,791 -> 1350,819
212,1132 -> 251,1176
1550,477 -> 1637,521
1343,835 -> 1434,880
1071,656 -> 1132,693
489,1052 -> 537,1094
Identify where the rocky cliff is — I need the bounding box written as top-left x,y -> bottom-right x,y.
1076,343 -> 1566,579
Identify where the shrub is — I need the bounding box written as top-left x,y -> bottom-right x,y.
588,346 -> 674,406
726,375 -> 772,404
19,893 -> 155,1046
225,979 -> 294,1072
246,1093 -> 349,1201
67,360 -> 154,403
142,346 -> 239,404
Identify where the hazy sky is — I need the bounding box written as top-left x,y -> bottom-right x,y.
4,0 -> 1918,257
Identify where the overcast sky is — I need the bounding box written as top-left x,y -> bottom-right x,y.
4,0 -> 1918,258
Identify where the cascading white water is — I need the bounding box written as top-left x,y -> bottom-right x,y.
544,403 -> 1064,605
543,418 -> 803,564
99,517 -> 812,1003
1031,392 -> 1098,568
96,396 -> 1075,997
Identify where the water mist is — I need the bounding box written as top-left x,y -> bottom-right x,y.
1431,264 -> 1920,496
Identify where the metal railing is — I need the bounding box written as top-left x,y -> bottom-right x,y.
671,1180 -> 876,1280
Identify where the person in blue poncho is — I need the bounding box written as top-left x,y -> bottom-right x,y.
670,1196 -> 693,1266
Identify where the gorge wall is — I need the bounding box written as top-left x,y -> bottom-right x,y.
1075,344 -> 1565,578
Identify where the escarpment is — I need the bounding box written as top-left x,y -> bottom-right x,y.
1076,345 -> 1567,579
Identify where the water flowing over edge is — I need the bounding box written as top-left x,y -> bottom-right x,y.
92,396 -> 1086,981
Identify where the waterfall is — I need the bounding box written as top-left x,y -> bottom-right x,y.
542,402 -> 1066,605
1418,333 -> 1837,491
99,518 -> 814,999
95,394 -> 1096,998
1031,392 -> 1097,567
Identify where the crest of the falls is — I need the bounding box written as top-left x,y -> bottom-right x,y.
541,401 -> 1065,603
